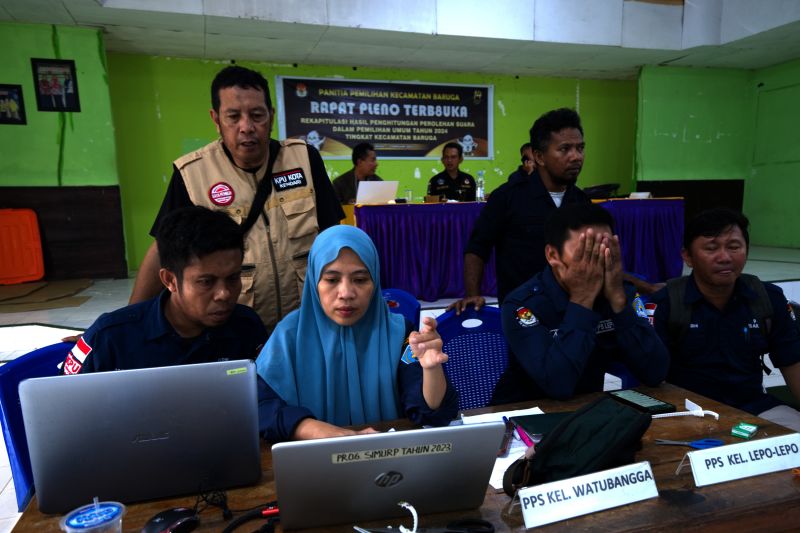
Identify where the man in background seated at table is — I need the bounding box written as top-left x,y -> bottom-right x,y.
60,206 -> 341,443
650,208 -> 800,431
507,142 -> 536,182
332,142 -> 383,204
491,203 -> 669,403
427,142 -> 476,201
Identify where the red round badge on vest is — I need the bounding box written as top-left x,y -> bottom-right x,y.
209,182 -> 235,206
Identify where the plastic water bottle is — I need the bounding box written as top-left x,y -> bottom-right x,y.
476,170 -> 485,201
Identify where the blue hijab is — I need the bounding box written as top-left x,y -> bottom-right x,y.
256,225 -> 407,426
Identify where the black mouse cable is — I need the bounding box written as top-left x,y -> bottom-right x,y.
194,489 -> 232,520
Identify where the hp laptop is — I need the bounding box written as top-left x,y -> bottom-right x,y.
355,181 -> 399,204
272,421 -> 505,529
19,360 -> 262,514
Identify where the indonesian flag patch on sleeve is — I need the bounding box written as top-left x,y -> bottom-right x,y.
63,337 -> 92,375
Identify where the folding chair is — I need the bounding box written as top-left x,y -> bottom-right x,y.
382,288 -> 421,328
0,342 -> 72,511
437,306 -> 508,410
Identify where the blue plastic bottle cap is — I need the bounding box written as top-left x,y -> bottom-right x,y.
60,501 -> 125,531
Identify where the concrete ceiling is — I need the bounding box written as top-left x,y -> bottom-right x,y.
2,0 -> 800,79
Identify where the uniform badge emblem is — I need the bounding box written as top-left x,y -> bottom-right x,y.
633,296 -> 647,319
515,307 -> 538,327
272,168 -> 307,191
209,182 -> 235,206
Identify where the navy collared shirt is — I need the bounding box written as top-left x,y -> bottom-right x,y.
650,275 -> 800,414
491,267 -> 670,403
62,291 -> 314,442
465,170 -> 589,303
427,170 -> 476,201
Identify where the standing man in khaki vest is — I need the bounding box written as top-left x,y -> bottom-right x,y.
130,66 -> 344,332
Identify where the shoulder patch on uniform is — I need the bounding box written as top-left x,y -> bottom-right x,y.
515,307 -> 539,327
173,149 -> 205,169
281,138 -> 306,147
400,341 -> 418,365
272,168 -> 307,191
632,295 -> 647,319
788,302 -> 797,322
64,337 -> 92,375
645,302 -> 657,326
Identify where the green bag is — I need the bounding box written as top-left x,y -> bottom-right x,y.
503,396 -> 651,496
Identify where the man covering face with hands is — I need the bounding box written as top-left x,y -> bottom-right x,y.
491,203 -> 669,404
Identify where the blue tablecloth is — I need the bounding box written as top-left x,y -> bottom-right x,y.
355,199 -> 683,301
355,203 -> 496,302
599,199 -> 684,283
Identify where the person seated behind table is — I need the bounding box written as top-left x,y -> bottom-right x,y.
507,142 -> 536,182
427,142 -> 476,201
59,206 -> 318,443
650,208 -> 800,431
256,225 -> 459,437
491,203 -> 669,403
331,142 -> 383,204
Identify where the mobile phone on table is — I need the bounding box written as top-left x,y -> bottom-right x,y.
608,389 -> 675,414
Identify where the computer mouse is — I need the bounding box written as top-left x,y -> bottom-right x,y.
141,507 -> 199,533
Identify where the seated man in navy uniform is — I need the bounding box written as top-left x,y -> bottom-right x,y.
491,203 -> 669,403
650,208 -> 800,431
427,142 -> 476,201
61,206 -> 359,442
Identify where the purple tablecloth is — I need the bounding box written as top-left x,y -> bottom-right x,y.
598,199 -> 684,283
355,203 -> 496,302
355,199 -> 684,301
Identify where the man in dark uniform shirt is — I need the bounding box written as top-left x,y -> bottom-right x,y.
507,142 -> 536,182
650,208 -> 800,431
492,203 -> 669,403
332,142 -> 383,204
427,142 -> 476,201
451,108 -> 589,313
62,207 -> 354,442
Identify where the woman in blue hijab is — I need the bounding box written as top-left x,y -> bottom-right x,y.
256,225 -> 458,439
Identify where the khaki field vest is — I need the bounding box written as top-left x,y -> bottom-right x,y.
175,139 -> 318,330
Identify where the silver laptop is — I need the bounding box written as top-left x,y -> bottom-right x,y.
356,181 -> 399,204
19,360 -> 262,514
272,422 -> 505,529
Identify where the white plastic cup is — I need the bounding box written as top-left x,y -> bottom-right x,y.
60,501 -> 126,533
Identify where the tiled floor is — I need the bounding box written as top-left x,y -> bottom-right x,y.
0,246 -> 798,530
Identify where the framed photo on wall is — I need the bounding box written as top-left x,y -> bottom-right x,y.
0,84 -> 27,125
31,58 -> 80,112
